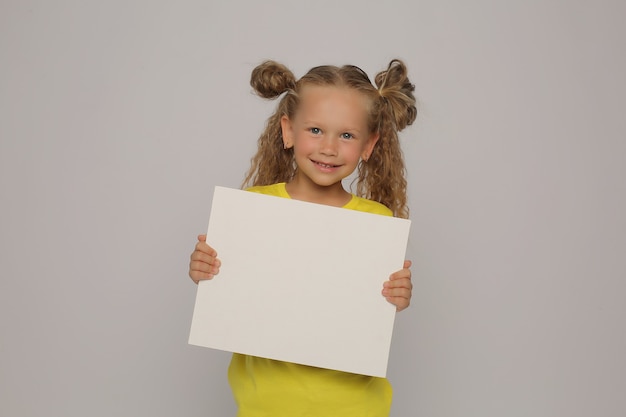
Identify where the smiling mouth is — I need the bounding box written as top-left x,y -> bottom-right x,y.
312,160 -> 340,168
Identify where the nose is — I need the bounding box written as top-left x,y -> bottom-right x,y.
319,136 -> 339,156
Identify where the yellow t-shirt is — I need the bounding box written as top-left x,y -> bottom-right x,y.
228,183 -> 393,417
245,182 -> 393,217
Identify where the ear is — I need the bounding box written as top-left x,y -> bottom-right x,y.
280,115 -> 293,149
362,132 -> 380,161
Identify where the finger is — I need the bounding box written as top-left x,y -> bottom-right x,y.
189,259 -> 218,274
190,250 -> 220,265
389,262 -> 412,281
382,285 -> 412,299
388,270 -> 411,283
383,260 -> 413,311
189,270 -> 215,283
383,277 -> 413,290
194,240 -> 217,257
189,255 -> 221,274
382,282 -> 412,312
189,235 -> 220,284
189,246 -> 221,280
386,296 -> 410,312
189,255 -> 221,282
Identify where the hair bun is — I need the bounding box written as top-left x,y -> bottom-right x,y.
375,60 -> 417,131
250,61 -> 296,99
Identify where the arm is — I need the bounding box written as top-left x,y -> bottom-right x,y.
382,260 -> 413,312
188,234 -> 221,284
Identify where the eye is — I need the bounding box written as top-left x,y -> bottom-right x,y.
309,127 -> 321,135
341,132 -> 354,139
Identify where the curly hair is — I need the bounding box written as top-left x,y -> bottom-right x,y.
242,59 -> 417,218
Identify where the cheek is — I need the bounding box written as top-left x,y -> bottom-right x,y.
294,138 -> 315,154
297,133 -> 324,149
344,143 -> 367,161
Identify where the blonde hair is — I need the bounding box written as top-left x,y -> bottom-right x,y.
242,59 -> 417,218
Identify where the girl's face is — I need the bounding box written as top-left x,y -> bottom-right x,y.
280,85 -> 379,196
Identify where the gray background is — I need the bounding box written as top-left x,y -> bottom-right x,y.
1,1 -> 624,416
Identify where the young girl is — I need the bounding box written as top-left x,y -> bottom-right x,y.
189,59 -> 417,416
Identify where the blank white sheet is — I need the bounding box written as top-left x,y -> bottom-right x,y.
188,186 -> 411,377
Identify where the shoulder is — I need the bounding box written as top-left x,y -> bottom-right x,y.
345,196 -> 393,217
245,183 -> 289,198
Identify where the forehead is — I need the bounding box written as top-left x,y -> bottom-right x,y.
295,85 -> 372,121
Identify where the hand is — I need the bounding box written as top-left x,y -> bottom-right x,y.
189,234 -> 221,284
382,260 -> 413,312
